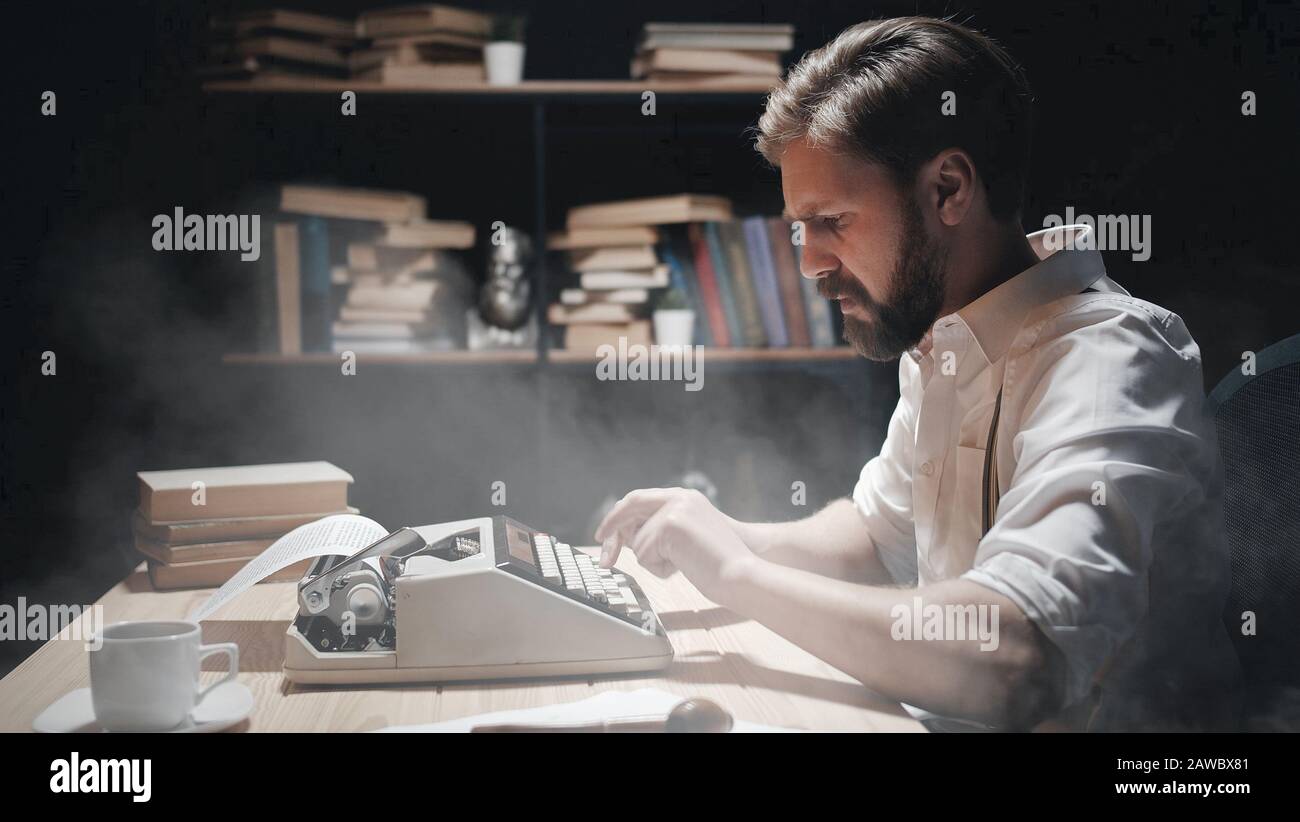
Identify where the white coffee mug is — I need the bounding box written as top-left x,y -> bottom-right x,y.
89,620 -> 238,732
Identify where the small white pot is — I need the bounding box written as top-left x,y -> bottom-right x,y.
654,309 -> 696,347
484,42 -> 525,86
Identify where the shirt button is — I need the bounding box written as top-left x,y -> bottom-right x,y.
919,461 -> 934,476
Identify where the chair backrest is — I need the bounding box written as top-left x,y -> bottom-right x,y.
1208,333 -> 1300,688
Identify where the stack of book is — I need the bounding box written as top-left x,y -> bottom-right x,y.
134,462 -> 355,590
548,195 -> 733,353
203,5 -> 493,87
272,184 -> 476,355
352,4 -> 492,85
630,22 -> 794,86
203,9 -> 357,81
547,196 -> 839,351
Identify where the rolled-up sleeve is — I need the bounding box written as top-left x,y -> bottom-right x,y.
854,357 -> 921,585
961,303 -> 1212,706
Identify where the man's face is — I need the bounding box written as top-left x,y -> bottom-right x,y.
780,138 -> 948,361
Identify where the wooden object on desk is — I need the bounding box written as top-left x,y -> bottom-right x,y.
0,551 -> 922,732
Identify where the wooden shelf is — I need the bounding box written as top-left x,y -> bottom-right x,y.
547,346 -> 857,363
222,350 -> 539,365
203,77 -> 776,97
222,347 -> 857,366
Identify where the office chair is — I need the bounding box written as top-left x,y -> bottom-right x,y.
1208,332 -> 1300,728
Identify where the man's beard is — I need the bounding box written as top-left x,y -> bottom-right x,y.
820,199 -> 948,361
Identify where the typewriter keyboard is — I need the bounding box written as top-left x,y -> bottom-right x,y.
531,533 -> 648,623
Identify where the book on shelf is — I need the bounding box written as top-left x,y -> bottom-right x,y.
633,22 -> 793,87
280,184 -> 427,223
640,22 -> 795,52
273,222 -> 302,355
300,215 -> 333,353
742,216 -> 788,347
367,30 -> 488,50
658,233 -> 710,346
381,219 -> 476,249
357,4 -> 493,40
135,461 -> 355,591
559,288 -> 649,305
546,302 -> 641,325
346,243 -> 440,272
346,280 -> 440,309
631,48 -> 782,79
570,245 -> 659,272
702,221 -> 743,344
349,38 -> 482,73
212,10 -> 358,43
208,36 -> 350,72
563,320 -> 652,355
332,320 -> 437,339
767,216 -> 811,347
579,265 -> 670,290
716,220 -> 766,347
338,305 -> 435,323
356,60 -> 485,85
548,226 -> 661,250
687,222 -> 730,346
567,194 -> 733,229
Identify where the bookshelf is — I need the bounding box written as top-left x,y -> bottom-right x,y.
545,346 -> 857,364
203,78 -> 777,97
210,78 -> 858,367
221,350 -> 539,365
220,346 -> 859,367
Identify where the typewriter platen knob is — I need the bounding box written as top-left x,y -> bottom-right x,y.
346,583 -> 387,623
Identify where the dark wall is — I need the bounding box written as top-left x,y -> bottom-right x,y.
2,0 -> 1296,675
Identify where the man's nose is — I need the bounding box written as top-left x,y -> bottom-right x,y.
798,241 -> 836,281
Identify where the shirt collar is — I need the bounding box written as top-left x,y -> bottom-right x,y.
909,224 -> 1111,365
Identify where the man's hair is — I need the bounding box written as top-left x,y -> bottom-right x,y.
756,17 -> 1033,221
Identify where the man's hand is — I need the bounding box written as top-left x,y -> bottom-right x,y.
594,488 -> 755,605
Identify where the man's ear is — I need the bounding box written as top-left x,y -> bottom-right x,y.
922,149 -> 978,227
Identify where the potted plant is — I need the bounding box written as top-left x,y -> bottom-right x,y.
485,15 -> 526,86
653,288 -> 695,346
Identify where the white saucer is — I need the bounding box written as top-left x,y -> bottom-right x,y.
33,681 -> 255,733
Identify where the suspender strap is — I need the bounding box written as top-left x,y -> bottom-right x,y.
981,387 -> 1003,537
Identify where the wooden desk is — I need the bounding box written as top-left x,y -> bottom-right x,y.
0,553 -> 923,732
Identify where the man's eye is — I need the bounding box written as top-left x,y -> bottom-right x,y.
822,215 -> 844,229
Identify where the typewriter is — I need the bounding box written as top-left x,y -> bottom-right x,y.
283,516 -> 673,684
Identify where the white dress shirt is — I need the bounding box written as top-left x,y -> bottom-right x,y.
854,224 -> 1240,729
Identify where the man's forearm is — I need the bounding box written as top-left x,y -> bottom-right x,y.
730,498 -> 893,583
716,558 -> 1065,728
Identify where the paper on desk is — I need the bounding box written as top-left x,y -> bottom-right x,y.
188,514 -> 387,622
376,688 -> 793,733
